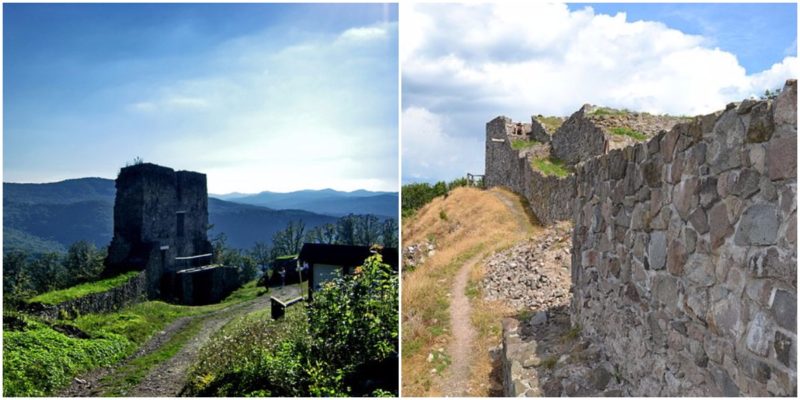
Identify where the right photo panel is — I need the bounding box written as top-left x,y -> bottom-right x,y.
401,3 -> 797,397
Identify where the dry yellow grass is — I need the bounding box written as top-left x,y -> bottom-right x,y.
401,187 -> 540,396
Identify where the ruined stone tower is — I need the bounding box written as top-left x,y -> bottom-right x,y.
105,162 -> 238,304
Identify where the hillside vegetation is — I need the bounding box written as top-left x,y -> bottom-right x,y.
402,187 -> 537,396
3,281 -> 265,397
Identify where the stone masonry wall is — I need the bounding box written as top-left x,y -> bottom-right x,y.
486,116 -> 576,225
570,81 -> 797,396
27,271 -> 147,320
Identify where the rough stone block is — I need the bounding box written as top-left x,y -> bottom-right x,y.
708,202 -> 733,249
666,239 -> 687,276
745,101 -> 775,143
648,231 -> 667,270
773,330 -> 795,368
688,208 -> 709,234
766,135 -> 797,181
770,289 -> 796,333
673,177 -> 699,220
773,79 -> 798,131
745,311 -> 773,357
734,204 -> 779,246
730,168 -> 761,198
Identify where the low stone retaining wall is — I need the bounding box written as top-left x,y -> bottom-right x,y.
26,271 -> 147,319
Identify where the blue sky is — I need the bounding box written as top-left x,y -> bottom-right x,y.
402,2 -> 798,184
4,3 -> 399,194
571,3 -> 797,74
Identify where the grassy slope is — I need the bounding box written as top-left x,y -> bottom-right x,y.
401,187 -> 536,396
28,271 -> 141,305
3,280 -> 265,397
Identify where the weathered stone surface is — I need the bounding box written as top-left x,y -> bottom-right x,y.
589,367 -> 612,390
683,253 -> 716,287
688,208 -> 709,234
745,101 -> 774,143
766,135 -> 797,181
666,240 -> 687,276
734,204 -> 779,246
745,311 -> 773,357
710,298 -> 743,339
708,202 -> 732,249
648,231 -> 668,270
642,159 -> 662,188
711,365 -> 740,397
773,331 -> 794,368
731,168 -> 761,198
770,289 -> 796,333
772,79 -> 797,130
674,177 -> 699,220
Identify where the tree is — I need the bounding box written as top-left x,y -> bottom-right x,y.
335,215 -> 356,245
29,252 -> 67,293
271,220 -> 305,260
381,219 -> 398,247
3,251 -> 34,309
305,223 -> 338,245
238,254 -> 259,283
250,241 -> 272,269
212,232 -> 228,264
355,215 -> 381,246
65,241 -> 104,283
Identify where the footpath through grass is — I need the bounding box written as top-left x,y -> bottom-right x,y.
3,280 -> 265,397
401,187 -> 532,396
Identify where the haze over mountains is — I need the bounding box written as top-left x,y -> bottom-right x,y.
209,189 -> 397,218
4,178 -> 397,254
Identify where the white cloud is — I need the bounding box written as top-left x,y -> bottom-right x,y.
401,3 -> 798,182
118,22 -> 398,194
339,25 -> 388,42
402,107 -> 482,182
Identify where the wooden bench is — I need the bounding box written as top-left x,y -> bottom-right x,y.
270,296 -> 304,319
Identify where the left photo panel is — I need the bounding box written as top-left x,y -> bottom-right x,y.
3,3 -> 399,397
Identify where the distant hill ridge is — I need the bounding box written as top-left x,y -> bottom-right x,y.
210,188 -> 398,218
3,178 -> 395,254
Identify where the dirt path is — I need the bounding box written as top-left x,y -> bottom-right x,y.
441,254 -> 482,396
440,189 -> 536,396
59,286 -> 301,397
491,189 -> 536,235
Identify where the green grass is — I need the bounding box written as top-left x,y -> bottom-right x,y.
535,115 -> 564,133
28,271 -> 141,305
542,355 -> 558,370
609,126 -> 647,141
588,107 -> 631,117
531,157 -> 571,178
3,314 -> 129,397
510,138 -> 539,150
562,324 -> 582,343
183,305 -> 309,396
4,279 -> 265,397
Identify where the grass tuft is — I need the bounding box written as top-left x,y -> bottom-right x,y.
609,126 -> 647,141
589,107 -> 631,117
28,271 -> 141,305
535,116 -> 563,133
531,157 -> 571,178
510,138 -> 539,150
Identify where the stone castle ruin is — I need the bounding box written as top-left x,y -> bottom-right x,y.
104,163 -> 239,305
486,80 -> 797,396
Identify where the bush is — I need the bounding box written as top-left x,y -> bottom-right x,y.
402,177 -> 471,217
184,253 -> 399,397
